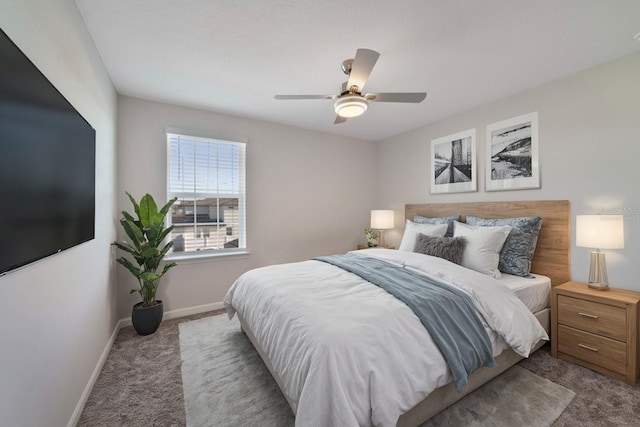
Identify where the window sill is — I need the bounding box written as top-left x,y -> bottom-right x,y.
164,249 -> 250,263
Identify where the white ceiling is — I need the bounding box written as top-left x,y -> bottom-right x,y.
75,0 -> 640,141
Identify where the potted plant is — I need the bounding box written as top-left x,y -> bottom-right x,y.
113,192 -> 177,335
364,228 -> 379,247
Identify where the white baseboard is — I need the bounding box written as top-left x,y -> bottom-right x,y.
68,316 -> 122,427
68,300 -> 224,426
165,301 -> 226,319
117,301 -> 225,327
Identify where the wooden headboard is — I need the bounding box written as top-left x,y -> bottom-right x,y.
405,200 -> 570,286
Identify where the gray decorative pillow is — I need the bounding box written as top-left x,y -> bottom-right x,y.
413,234 -> 468,265
465,216 -> 542,277
413,214 -> 461,237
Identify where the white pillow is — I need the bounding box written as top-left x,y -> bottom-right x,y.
398,220 -> 448,252
453,221 -> 512,278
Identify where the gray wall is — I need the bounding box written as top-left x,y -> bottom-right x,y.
116,96 -> 377,319
376,52 -> 640,291
0,1 -> 118,426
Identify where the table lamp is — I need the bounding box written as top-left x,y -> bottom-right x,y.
576,214 -> 624,290
371,210 -> 394,248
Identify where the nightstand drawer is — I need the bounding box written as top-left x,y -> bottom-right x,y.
558,325 -> 627,375
557,295 -> 627,341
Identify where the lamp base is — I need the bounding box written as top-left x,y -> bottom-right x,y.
587,250 -> 609,291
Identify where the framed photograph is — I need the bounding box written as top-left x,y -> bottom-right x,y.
430,128 -> 477,194
486,112 -> 539,191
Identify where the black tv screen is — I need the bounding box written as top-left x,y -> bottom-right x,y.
0,28 -> 96,275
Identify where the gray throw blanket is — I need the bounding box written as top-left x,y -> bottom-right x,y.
314,253 -> 495,391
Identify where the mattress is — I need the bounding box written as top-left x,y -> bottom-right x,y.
497,272 -> 551,313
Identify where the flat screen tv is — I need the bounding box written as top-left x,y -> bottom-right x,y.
0,28 -> 96,276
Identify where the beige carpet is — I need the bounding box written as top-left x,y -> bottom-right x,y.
179,315 -> 575,427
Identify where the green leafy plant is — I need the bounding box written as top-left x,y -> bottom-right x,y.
364,228 -> 379,247
112,193 -> 178,307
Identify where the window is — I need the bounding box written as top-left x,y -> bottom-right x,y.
167,129 -> 246,256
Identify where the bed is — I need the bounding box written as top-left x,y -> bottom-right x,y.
224,200 -> 570,426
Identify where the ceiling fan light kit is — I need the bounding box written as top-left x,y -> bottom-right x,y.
334,96 -> 368,118
275,48 -> 426,124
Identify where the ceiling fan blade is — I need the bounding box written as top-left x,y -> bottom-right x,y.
346,49 -> 380,93
274,94 -> 337,100
334,115 -> 347,124
365,92 -> 427,103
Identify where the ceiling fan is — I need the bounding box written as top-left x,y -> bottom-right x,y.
274,48 -> 427,124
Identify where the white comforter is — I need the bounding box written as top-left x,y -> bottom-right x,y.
224,249 -> 548,427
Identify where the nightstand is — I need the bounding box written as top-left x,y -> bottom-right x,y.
357,245 -> 395,250
551,281 -> 640,385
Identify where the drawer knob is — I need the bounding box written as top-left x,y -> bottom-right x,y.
578,312 -> 599,319
578,343 -> 599,352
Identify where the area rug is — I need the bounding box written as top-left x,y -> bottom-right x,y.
179,315 -> 293,427
179,315 -> 575,427
423,365 -> 575,426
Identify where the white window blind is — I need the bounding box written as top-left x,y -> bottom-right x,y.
167,131 -> 246,255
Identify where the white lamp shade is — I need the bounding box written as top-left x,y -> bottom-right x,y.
576,215 -> 624,249
371,210 -> 394,230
